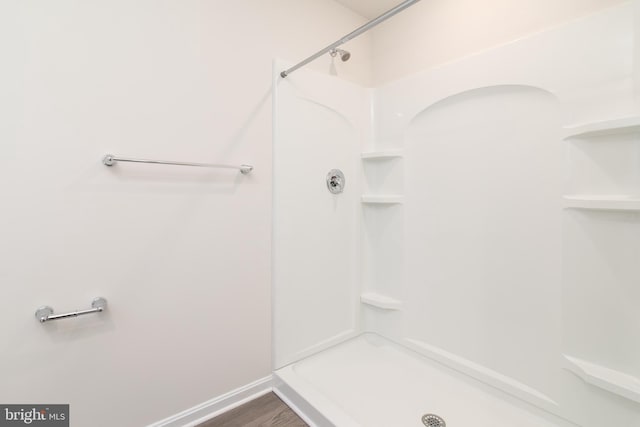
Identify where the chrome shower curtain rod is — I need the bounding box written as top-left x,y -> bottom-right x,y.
280,0 -> 422,78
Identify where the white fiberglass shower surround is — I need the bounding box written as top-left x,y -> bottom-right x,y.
273,2 -> 640,427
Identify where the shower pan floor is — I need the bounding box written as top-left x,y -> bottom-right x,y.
274,334 -> 570,427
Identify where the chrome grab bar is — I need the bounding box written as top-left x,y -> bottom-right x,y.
103,154 -> 253,174
35,297 -> 107,323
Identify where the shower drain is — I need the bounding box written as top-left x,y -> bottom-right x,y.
422,414 -> 446,427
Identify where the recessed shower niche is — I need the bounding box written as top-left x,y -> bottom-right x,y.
564,116 -> 640,205
562,116 -> 640,403
360,149 -> 404,321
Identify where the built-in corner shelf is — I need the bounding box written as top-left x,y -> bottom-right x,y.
563,195 -> 640,211
360,292 -> 402,310
361,150 -> 403,160
563,115 -> 640,139
563,354 -> 640,403
361,195 -> 404,204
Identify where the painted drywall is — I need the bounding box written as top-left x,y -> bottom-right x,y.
332,0 -> 400,19
0,1 -> 371,426
370,0 -> 628,85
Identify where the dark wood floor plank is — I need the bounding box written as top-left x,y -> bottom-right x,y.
198,392 -> 308,427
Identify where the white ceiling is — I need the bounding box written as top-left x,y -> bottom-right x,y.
333,0 -> 403,19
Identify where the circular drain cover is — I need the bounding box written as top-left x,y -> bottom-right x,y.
422,414 -> 446,427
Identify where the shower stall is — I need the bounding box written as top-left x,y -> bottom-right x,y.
272,2 -> 640,426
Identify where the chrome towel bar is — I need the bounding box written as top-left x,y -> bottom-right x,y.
103,154 -> 253,174
35,297 -> 107,323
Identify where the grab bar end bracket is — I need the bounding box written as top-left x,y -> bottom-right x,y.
35,306 -> 54,323
103,155 -> 116,166
92,297 -> 108,311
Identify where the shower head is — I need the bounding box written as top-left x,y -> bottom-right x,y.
330,48 -> 351,62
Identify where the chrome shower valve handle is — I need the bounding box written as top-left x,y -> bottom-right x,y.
327,169 -> 345,194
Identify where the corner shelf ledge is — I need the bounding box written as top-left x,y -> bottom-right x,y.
563,195 -> 640,211
361,292 -> 402,310
361,150 -> 403,160
563,354 -> 640,403
361,195 -> 404,204
563,115 -> 640,139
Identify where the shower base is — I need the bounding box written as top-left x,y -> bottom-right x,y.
273,334 -> 572,427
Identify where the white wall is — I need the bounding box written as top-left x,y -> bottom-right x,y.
371,0 -> 628,85
272,62 -> 368,369
369,2 -> 640,425
0,1 -> 370,426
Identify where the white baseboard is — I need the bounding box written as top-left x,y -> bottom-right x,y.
147,375 -> 273,427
